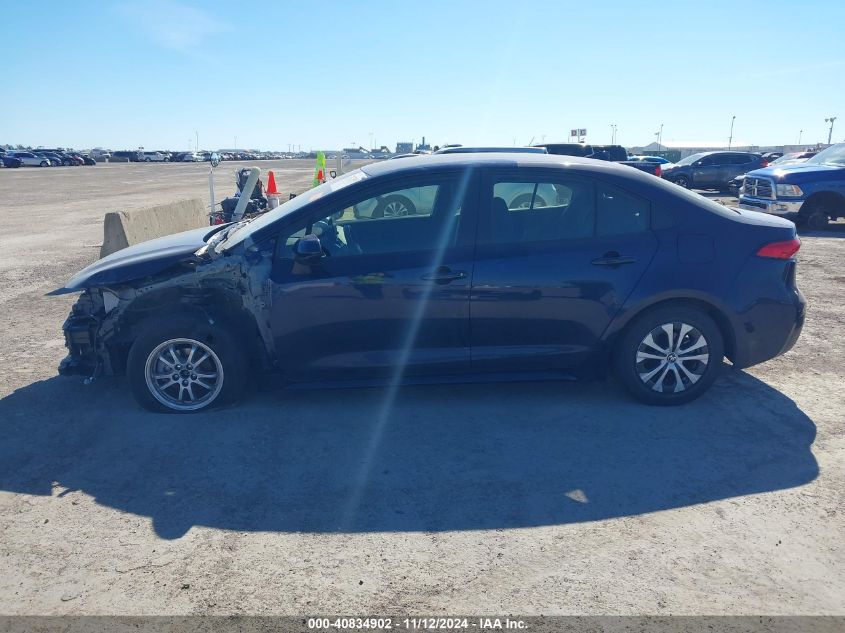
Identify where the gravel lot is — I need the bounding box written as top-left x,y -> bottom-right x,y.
0,162 -> 842,615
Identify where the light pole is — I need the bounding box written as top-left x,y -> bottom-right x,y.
610,124 -> 617,144
369,132 -> 374,150
728,115 -> 736,149
234,136 -> 238,151
798,130 -> 803,145
195,131 -> 199,152
825,117 -> 837,144
655,123 -> 663,151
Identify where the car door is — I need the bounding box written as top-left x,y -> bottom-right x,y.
268,170 -> 477,380
726,153 -> 754,183
470,168 -> 658,373
691,155 -> 717,187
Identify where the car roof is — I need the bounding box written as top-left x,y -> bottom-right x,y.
360,152 -> 642,179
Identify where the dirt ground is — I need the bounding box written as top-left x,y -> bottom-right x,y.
0,162 -> 842,616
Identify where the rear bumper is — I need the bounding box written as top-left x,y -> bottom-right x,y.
739,196 -> 803,216
731,286 -> 805,369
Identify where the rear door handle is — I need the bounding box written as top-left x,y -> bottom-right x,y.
421,267 -> 467,284
591,252 -> 636,267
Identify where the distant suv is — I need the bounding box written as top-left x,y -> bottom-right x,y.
661,151 -> 766,191
739,143 -> 845,230
142,151 -> 166,162
112,150 -> 142,162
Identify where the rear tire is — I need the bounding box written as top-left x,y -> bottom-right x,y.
613,306 -> 724,406
126,314 -> 247,413
40,161 -> 49,167
372,194 -> 416,218
673,175 -> 690,189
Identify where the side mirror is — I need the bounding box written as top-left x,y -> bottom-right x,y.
210,152 -> 220,167
294,233 -> 322,263
329,170 -> 337,179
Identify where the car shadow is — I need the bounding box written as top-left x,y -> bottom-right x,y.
798,221 -> 845,237
0,370 -> 818,539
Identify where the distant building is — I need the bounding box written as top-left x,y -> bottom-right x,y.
395,142 -> 413,154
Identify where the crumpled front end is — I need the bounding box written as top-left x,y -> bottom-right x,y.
58,288 -> 125,379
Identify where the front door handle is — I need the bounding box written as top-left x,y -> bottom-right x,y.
591,252 -> 636,267
421,266 -> 467,284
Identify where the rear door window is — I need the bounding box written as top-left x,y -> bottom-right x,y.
596,183 -> 650,236
482,177 -> 595,244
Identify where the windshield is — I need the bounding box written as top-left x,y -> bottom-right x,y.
673,152 -> 707,166
217,168 -> 369,251
805,143 -> 845,167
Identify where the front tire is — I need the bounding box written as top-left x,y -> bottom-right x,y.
126,315 -> 247,413
613,306 -> 724,406
805,209 -> 830,231
673,175 -> 690,189
40,161 -> 49,167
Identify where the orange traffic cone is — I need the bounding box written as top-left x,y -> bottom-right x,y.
266,170 -> 279,195
317,168 -> 325,184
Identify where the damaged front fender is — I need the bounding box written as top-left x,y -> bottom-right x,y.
56,236 -> 277,381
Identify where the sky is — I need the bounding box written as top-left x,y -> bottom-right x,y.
2,0 -> 843,151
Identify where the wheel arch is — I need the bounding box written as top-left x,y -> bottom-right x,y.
799,191 -> 845,218
604,295 -> 737,363
108,286 -> 269,374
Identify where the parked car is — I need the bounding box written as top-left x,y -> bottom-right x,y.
142,151 -> 166,162
628,155 -> 673,165
739,142 -> 845,230
7,151 -> 51,167
181,152 -> 202,162
33,151 -> 63,166
536,143 -> 663,176
728,152 -> 818,196
112,150 -> 143,162
661,151 -> 768,191
54,154 -> 805,412
80,154 -> 97,166
38,149 -> 82,166
1,155 -> 22,168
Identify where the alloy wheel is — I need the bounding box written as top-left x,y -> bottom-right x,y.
635,322 -> 710,394
383,200 -> 410,217
144,338 -> 224,411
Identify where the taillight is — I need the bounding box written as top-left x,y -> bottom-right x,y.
761,160 -> 769,168
655,165 -> 662,178
756,237 -> 800,259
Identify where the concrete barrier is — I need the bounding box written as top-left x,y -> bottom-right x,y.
100,198 -> 207,258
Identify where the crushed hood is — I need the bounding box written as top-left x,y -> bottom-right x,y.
50,225 -> 226,295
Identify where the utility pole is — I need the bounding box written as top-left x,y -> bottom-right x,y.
825,117 -> 837,144
728,115 -> 736,149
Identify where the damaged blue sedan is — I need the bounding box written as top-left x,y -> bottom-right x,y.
54,154 -> 805,412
